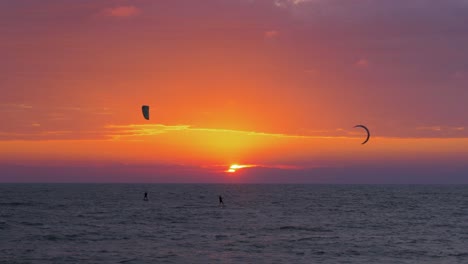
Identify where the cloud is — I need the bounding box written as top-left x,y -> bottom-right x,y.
415,126 -> 466,137
274,0 -> 313,8
2,162 -> 468,183
232,164 -> 468,184
105,124 -> 466,141
417,126 -> 442,131
104,124 -> 339,141
355,58 -> 370,68
0,129 -> 114,141
54,106 -> 112,116
2,121 -> 467,142
271,0 -> 468,40
416,126 -> 465,132
0,130 -> 73,140
264,30 -> 279,38
0,163 -> 223,183
0,122 -> 354,142
0,103 -> 33,110
209,163 -> 303,173
57,106 -> 82,111
103,6 -> 140,18
106,124 -> 190,138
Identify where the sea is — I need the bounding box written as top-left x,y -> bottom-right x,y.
1,184 -> 468,264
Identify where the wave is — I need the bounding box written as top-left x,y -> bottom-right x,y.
0,202 -> 41,207
278,226 -> 333,232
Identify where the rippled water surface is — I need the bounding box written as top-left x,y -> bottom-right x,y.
1,184 -> 468,263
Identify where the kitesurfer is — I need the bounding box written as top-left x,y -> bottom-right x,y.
144,192 -> 149,201
219,195 -> 224,207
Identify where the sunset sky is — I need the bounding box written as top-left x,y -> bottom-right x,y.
1,0 -> 467,183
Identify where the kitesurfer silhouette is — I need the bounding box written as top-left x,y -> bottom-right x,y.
219,195 -> 224,207
144,192 -> 148,201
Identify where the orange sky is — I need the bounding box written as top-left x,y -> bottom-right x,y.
1,0 -> 467,182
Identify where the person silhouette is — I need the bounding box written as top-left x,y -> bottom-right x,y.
143,192 -> 148,201
219,195 -> 224,207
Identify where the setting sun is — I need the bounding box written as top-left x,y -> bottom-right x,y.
227,164 -> 254,173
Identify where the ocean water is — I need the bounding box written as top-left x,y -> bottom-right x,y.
1,184 -> 468,264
